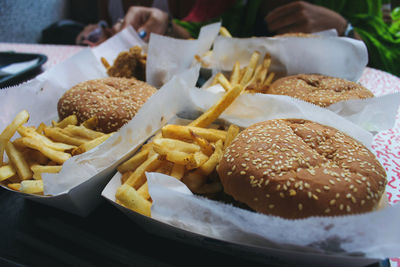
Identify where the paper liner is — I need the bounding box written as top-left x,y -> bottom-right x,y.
146,22 -> 221,87
201,79 -> 400,134
209,34 -> 367,82
0,28 -> 149,215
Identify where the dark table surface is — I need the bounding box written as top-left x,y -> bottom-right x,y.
0,188 -> 390,267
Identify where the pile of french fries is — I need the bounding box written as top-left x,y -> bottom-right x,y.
210,51 -> 275,94
0,111 -> 112,195
116,82 -> 245,217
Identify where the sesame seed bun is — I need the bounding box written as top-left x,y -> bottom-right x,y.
58,77 -> 157,133
266,74 -> 374,107
273,32 -> 317,38
217,119 -> 387,219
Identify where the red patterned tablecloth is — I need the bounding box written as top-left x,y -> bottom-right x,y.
0,43 -> 84,70
1,43 -> 400,266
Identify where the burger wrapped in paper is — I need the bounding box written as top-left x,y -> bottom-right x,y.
217,119 -> 387,219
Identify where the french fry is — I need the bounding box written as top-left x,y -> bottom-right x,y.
137,182 -> 150,200
170,163 -> 185,180
101,57 -> 111,69
230,61 -> 241,85
0,110 -> 29,164
194,54 -> 210,68
31,164 -> 62,178
20,180 -> 43,194
193,181 -> 223,195
24,149 -> 49,165
185,151 -> 209,170
52,114 -> 78,128
240,51 -> 260,86
153,144 -> 192,166
189,84 -> 245,128
198,139 -> 223,175
0,139 -> 5,166
117,148 -> 150,173
71,133 -> 112,155
5,141 -> 32,180
0,164 -> 16,182
63,125 -> 104,140
244,64 -> 263,90
255,67 -> 268,88
162,125 -> 227,142
17,126 -> 76,151
224,124 -> 240,150
121,171 -> 133,184
36,122 -> 47,134
1,110 -> 29,140
13,137 -> 71,164
210,72 -> 222,87
43,127 -> 90,146
262,53 -> 272,69
154,160 -> 173,175
81,117 -> 98,130
219,26 -> 232,37
189,129 -> 214,156
124,154 -> 161,188
116,184 -> 151,217
182,170 -> 208,191
264,72 -> 275,86
153,138 -> 200,154
215,73 -> 232,91
7,183 -> 21,191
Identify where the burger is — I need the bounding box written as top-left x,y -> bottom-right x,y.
217,119 -> 387,219
57,77 -> 157,133
266,74 -> 374,107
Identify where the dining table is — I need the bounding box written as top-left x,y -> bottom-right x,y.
0,42 -> 399,267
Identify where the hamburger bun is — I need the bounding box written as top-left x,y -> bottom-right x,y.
218,119 -> 387,219
274,32 -> 316,38
266,74 -> 374,107
58,77 -> 157,133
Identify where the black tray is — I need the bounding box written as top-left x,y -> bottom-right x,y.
0,51 -> 47,88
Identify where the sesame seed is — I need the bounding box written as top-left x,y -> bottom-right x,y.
346,205 -> 351,212
324,208 -> 330,213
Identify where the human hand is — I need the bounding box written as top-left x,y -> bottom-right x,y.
112,6 -> 169,42
265,1 -> 348,36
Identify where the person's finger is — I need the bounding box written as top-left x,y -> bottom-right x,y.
265,1 -> 306,23
137,9 -> 168,41
121,6 -> 150,31
112,19 -> 124,34
267,11 -> 306,33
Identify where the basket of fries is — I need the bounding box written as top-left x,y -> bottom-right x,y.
0,28 -> 155,216
100,59 -> 400,266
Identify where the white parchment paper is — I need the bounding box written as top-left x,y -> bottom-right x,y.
146,22 -> 221,87
203,83 -> 400,134
209,34 -> 368,82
